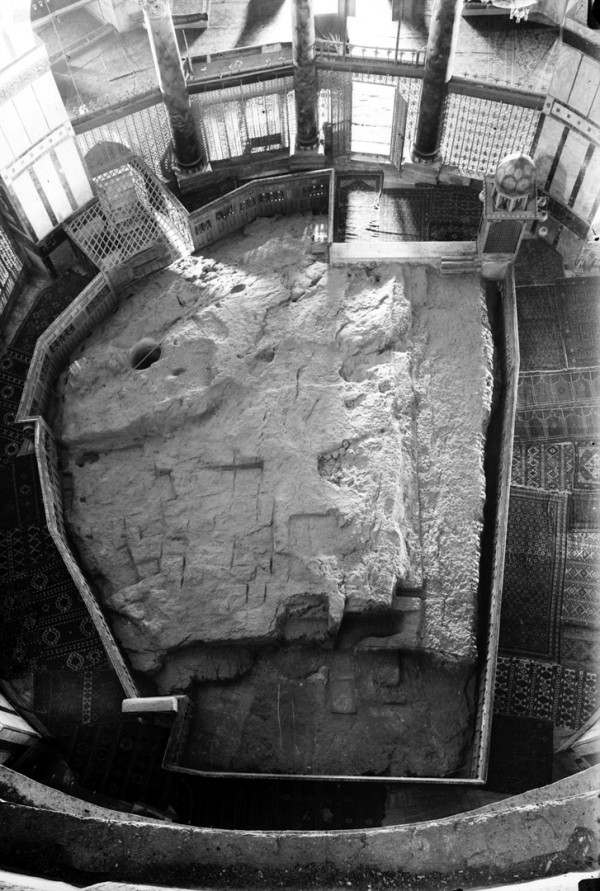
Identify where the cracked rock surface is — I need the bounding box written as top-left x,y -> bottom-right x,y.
57,214 -> 493,703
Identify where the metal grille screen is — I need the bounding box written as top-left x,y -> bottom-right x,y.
191,77 -> 295,161
76,101 -> 174,180
441,94 -> 540,177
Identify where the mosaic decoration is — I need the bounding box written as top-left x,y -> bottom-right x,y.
575,442 -> 600,489
499,488 -> 568,660
510,441 -> 574,490
494,655 -> 599,729
555,277 -> 600,368
515,285 -> 567,371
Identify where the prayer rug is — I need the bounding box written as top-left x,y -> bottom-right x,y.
517,368 -> 600,409
0,454 -> 45,532
514,403 -> 599,442
560,625 -> 600,672
10,270 -> 92,355
555,276 -> 600,368
510,441 -> 574,490
60,719 -> 173,810
561,530 -> 600,631
0,348 -> 30,465
514,237 -> 564,287
574,442 -> 600,488
499,488 -> 568,660
335,175 -> 382,242
568,491 -> 600,531
516,284 -> 567,371
486,713 -> 553,795
34,668 -> 122,734
494,655 -> 598,729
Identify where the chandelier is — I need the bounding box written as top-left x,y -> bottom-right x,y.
479,0 -> 537,22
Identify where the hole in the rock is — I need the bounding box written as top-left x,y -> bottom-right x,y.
130,338 -> 162,370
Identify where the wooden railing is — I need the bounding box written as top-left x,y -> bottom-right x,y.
469,270 -> 520,781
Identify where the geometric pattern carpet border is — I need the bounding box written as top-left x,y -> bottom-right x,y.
511,441 -> 574,491
499,488 -> 568,660
494,655 -> 599,730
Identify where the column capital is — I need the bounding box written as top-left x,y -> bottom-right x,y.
139,0 -> 170,19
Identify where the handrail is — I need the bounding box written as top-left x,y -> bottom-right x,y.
315,38 -> 426,67
470,269 -> 520,781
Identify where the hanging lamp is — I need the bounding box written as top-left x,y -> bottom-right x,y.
479,0 -> 537,22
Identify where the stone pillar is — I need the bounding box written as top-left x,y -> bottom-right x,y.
292,0 -> 320,153
411,0 -> 463,163
139,0 -> 206,170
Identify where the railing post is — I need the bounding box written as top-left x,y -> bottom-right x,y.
411,0 -> 463,164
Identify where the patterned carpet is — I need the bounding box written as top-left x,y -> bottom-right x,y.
0,271 -> 174,811
494,248 -> 600,750
335,178 -> 482,242
499,488 -> 568,661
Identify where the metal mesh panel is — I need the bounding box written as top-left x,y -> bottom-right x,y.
441,94 -> 540,177
76,101 -> 174,180
0,224 -> 23,312
190,77 -> 295,162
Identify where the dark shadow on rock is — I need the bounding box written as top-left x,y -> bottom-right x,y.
236,0 -> 288,48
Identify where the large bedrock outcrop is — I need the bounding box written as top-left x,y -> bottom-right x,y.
57,215 -> 493,683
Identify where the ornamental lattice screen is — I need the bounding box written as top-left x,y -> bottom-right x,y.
190,77 -> 296,162
440,93 -> 541,177
0,223 -> 24,318
318,70 -> 421,161
63,158 -> 193,273
75,99 -> 175,181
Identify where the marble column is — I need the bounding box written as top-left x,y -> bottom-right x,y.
139,0 -> 205,169
292,0 -> 320,152
411,0 -> 463,163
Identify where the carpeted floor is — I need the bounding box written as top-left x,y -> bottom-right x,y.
499,487 -> 569,661
335,178 -> 482,242
495,253 -> 600,753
